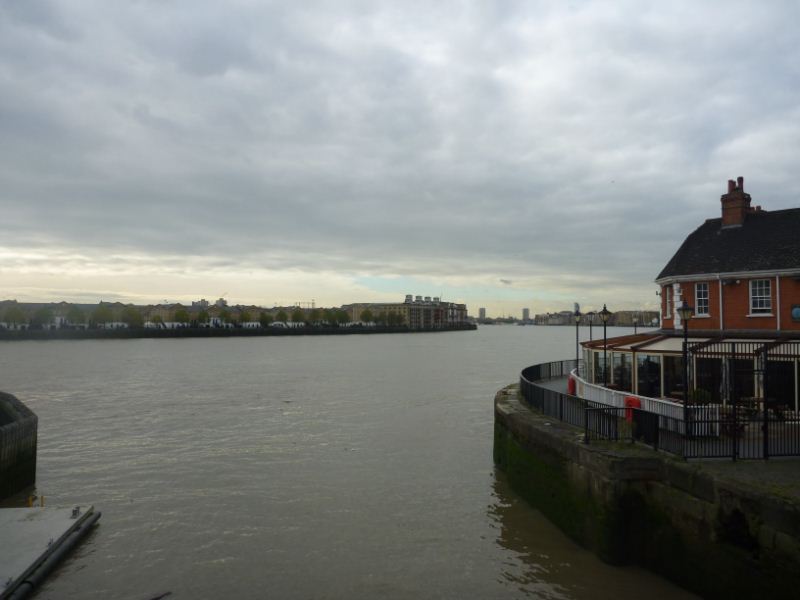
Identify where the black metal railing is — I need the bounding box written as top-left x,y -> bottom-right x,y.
687,340 -> 800,460
519,357 -> 800,460
519,359 -> 660,450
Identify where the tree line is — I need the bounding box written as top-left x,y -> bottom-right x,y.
1,303 -> 408,330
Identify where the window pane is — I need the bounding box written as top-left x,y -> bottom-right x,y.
750,279 -> 771,314
593,351 -> 606,383
695,282 -> 709,315
695,357 -> 722,403
663,355 -> 686,400
636,355 -> 661,397
612,353 -> 632,392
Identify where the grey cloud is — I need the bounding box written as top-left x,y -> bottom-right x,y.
2,1 -> 800,302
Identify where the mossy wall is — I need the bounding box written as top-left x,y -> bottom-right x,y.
494,385 -> 800,599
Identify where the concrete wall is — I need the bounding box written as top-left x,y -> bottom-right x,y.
494,384 -> 800,600
0,392 -> 38,500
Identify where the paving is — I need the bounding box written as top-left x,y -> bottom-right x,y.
535,377 -> 569,393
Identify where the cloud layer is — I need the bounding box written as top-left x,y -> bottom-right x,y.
2,1 -> 799,314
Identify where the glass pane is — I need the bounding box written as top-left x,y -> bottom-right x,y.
612,352 -> 632,392
694,357 -> 722,403
636,355 -> 661,397
766,361 -> 794,408
594,351 -> 607,384
663,355 -> 685,400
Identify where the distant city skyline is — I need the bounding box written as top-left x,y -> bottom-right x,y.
2,3 -> 798,316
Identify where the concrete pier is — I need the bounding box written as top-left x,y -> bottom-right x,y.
1,506 -> 100,599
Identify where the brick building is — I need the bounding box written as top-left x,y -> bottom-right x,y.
580,177 -> 800,408
657,176 -> 800,334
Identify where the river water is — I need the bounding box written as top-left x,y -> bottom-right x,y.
0,325 -> 694,599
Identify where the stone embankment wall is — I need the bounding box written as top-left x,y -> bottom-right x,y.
494,384 -> 800,600
0,391 -> 38,499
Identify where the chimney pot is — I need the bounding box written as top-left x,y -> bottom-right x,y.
728,179 -> 736,193
737,176 -> 744,190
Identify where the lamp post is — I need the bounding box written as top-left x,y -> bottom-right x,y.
587,311 -> 594,341
574,309 -> 582,367
633,316 -> 638,335
677,300 -> 694,434
599,304 -> 612,387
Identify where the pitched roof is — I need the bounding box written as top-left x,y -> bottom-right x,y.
656,207 -> 800,280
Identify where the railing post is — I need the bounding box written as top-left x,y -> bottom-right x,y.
762,347 -> 769,460
584,408 -> 589,444
731,342 -> 737,462
630,409 -> 635,444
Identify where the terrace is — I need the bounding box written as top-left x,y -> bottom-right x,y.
521,333 -> 800,459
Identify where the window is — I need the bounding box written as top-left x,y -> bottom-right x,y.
695,282 -> 709,316
750,279 -> 772,314
663,285 -> 672,318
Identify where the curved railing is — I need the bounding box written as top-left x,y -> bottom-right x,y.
519,359 -> 672,452
570,369 -> 686,420
519,359 -> 597,431
518,359 -> 800,460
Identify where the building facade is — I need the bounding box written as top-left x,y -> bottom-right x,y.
345,295 -> 468,330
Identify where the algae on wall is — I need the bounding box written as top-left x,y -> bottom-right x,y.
494,385 -> 800,600
493,422 -> 628,564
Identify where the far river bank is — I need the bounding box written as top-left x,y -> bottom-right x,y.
0,323 -> 476,341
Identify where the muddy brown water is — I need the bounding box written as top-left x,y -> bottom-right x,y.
0,326 -> 694,598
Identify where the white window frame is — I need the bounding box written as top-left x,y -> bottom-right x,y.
663,285 -> 672,318
695,282 -> 710,316
749,279 -> 772,315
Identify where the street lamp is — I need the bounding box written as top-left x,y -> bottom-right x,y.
633,316 -> 638,335
599,304 -> 612,387
677,300 -> 694,432
587,311 -> 595,341
574,309 -> 582,367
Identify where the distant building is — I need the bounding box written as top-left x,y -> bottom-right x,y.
214,298 -> 228,308
522,308 -> 530,321
534,311 -> 574,325
344,295 -> 468,330
192,299 -> 210,309
479,308 -> 487,320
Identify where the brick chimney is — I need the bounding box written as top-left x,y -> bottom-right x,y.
720,176 -> 752,227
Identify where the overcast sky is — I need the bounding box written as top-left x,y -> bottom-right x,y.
2,1 -> 799,316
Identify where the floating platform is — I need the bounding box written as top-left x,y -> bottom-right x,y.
1,506 -> 100,599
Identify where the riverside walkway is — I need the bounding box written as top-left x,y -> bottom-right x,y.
535,376 -> 569,394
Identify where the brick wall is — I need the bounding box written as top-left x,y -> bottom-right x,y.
721,277 -> 776,330
662,275 -> 800,332
779,276 -> 800,331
